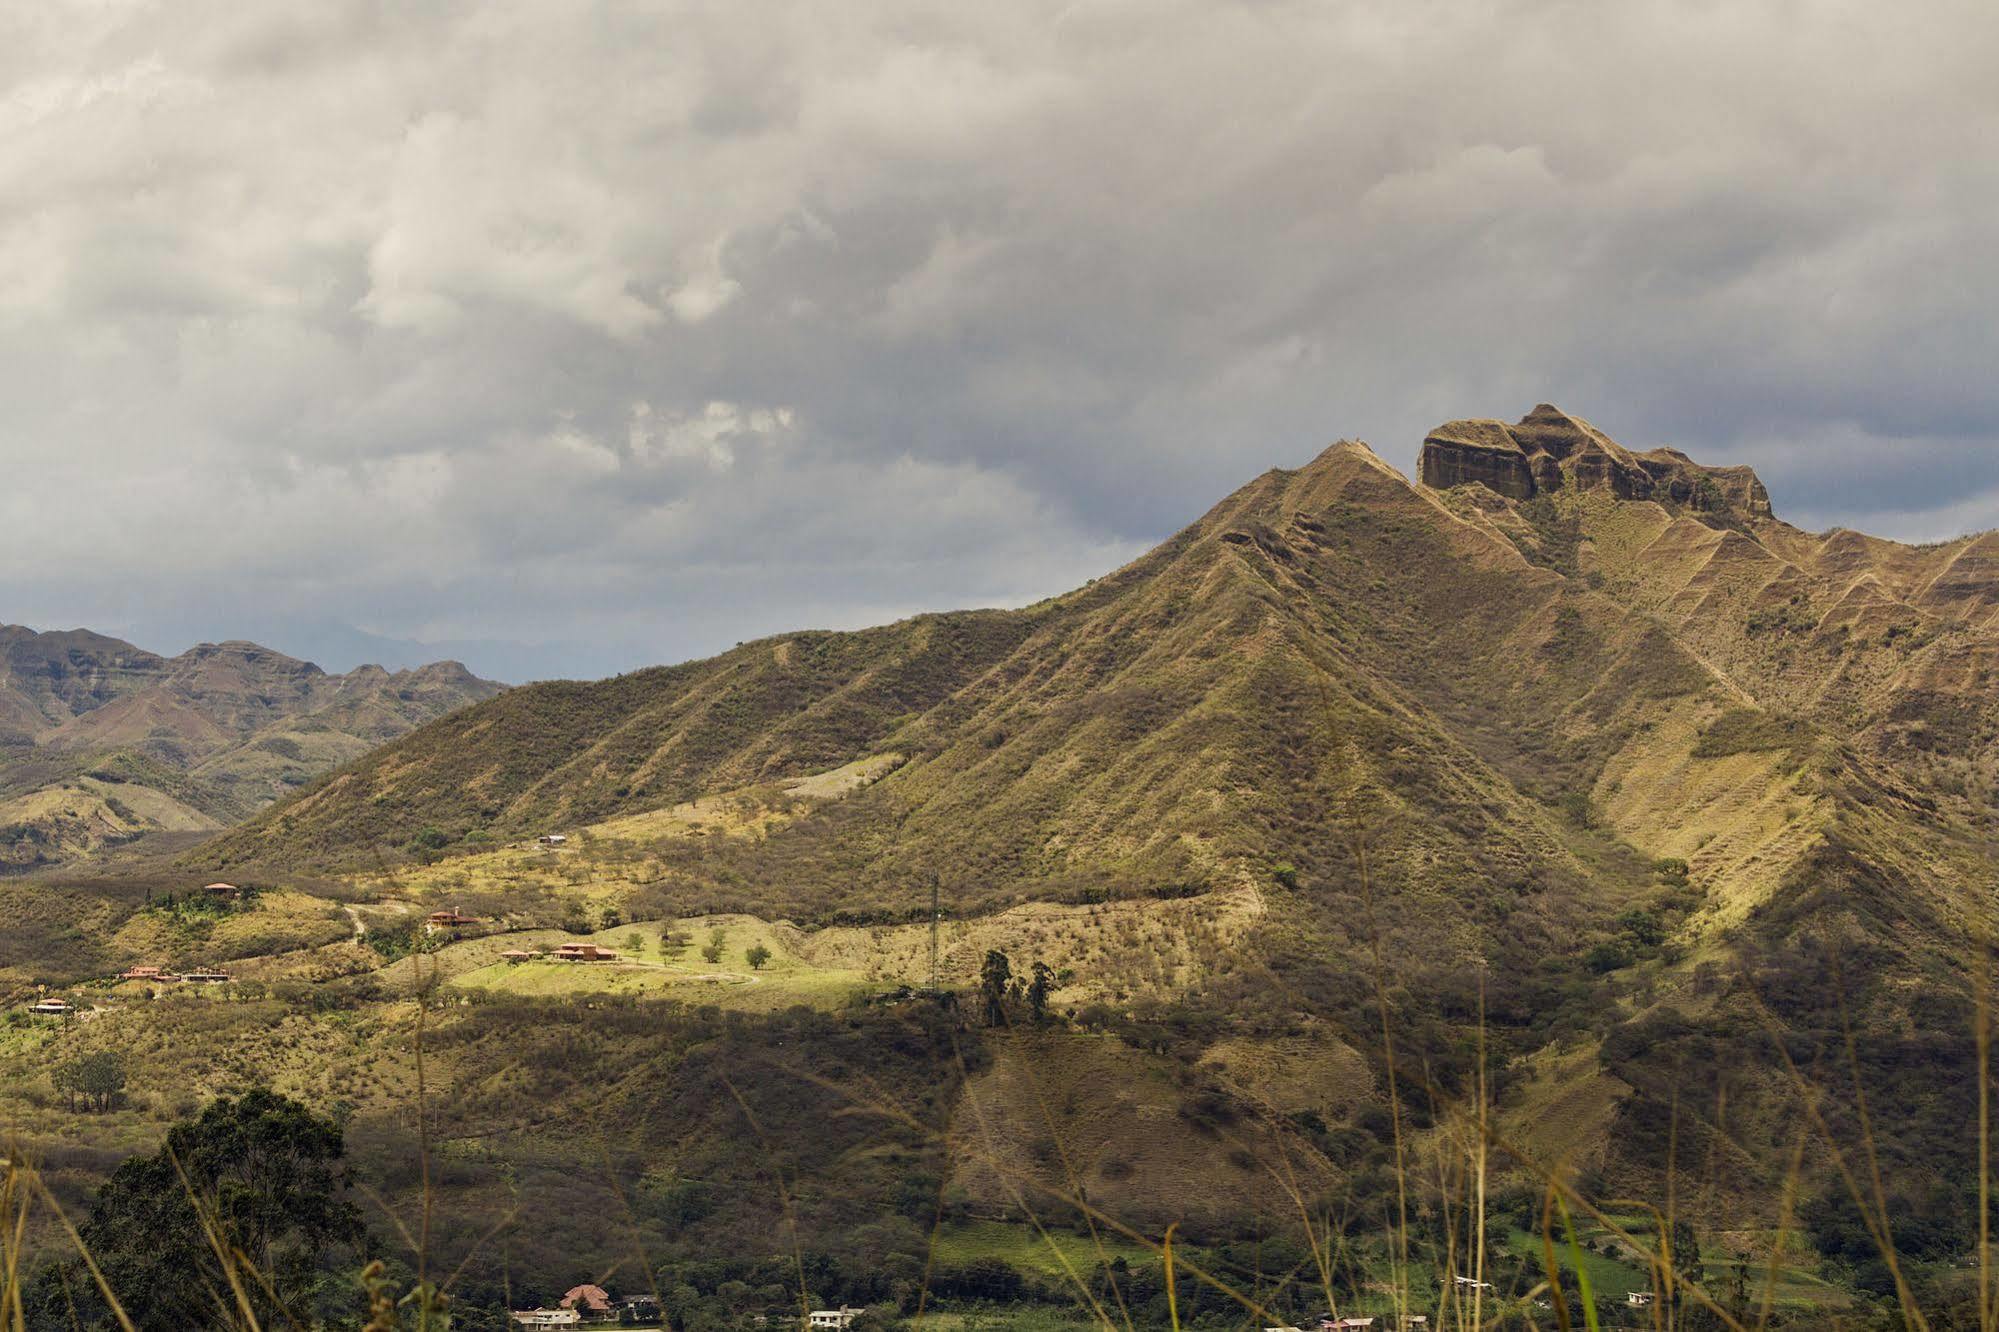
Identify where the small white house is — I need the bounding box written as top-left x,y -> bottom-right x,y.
510,1310 -> 580,1329
808,1309 -> 862,1330
1627,1292 -> 1656,1309
537,834 -> 568,847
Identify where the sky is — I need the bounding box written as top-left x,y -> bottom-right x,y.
4,0 -> 1998,682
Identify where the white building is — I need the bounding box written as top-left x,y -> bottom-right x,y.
510,1310 -> 581,1328
808,1309 -> 862,1330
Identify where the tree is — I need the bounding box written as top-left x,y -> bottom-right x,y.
35,1089 -> 364,1330
1026,961 -> 1054,1025
745,944 -> 772,971
980,950 -> 1013,1027
1670,1218 -> 1704,1285
53,1051 -> 127,1113
410,826 -> 451,863
623,931 -> 645,956
1670,1218 -> 1709,1320
74,1050 -> 126,1112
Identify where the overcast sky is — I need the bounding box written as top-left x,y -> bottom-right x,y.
5,1 -> 1997,681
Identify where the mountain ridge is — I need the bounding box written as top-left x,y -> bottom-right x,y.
0,625 -> 503,870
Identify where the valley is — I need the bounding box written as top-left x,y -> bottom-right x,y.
3,406 -> 1994,1330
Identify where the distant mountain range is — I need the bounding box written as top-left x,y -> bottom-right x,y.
0,628 -> 502,871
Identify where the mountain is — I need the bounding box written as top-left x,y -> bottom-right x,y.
0,628 -> 503,871
15,408 -> 1992,1321
202,407 -> 1997,1209
211,406 -> 1995,941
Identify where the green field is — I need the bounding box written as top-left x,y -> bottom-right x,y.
927,1220 -> 1158,1279
1502,1226 -> 1651,1300
441,915 -> 876,1011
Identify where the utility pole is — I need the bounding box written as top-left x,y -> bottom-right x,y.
928,874 -> 941,994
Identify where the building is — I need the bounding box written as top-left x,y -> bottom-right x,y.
202,882 -> 242,901
29,999 -> 72,1015
181,967 -> 234,984
500,949 -> 538,963
807,1309 -> 862,1331
118,965 -> 174,982
552,943 -> 619,962
424,908 -> 481,935
558,1285 -> 614,1319
509,1311 -> 580,1329
1319,1319 -> 1375,1331
1627,1292 -> 1656,1309
1452,1277 -> 1493,1292
537,834 -> 568,847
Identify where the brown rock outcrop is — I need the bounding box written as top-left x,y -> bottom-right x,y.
1418,405 -> 1773,518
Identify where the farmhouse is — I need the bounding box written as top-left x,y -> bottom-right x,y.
29,999 -> 72,1015
558,1284 -> 613,1318
552,943 -> 619,962
1319,1318 -> 1375,1331
202,882 -> 242,901
537,834 -> 567,847
424,907 -> 481,934
181,967 -> 234,984
808,1309 -> 863,1330
500,949 -> 538,963
118,965 -> 173,982
1627,1292 -> 1656,1309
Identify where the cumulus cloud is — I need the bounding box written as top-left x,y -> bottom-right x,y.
1,0 -> 1995,678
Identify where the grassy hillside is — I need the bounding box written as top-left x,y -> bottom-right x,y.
5,407 -> 1995,1327
196,418 -> 1997,1202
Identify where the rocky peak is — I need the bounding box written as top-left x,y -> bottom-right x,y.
1418,405 -> 1772,518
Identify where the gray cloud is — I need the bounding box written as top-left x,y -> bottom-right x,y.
4,0 -> 1997,678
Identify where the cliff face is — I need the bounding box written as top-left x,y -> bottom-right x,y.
1419,404 -> 1773,518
